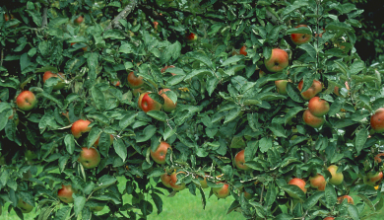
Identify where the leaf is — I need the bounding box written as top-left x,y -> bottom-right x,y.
90,87 -> 105,111
265,183 -> 277,206
286,83 -> 304,103
357,194 -> 375,211
221,55 -> 244,66
119,112 -> 137,130
54,206 -> 72,220
299,44 -> 316,59
206,77 -> 220,96
64,135 -> 75,154
136,125 -> 157,142
146,111 -> 167,122
347,204 -> 359,220
184,69 -> 214,81
304,191 -> 324,210
325,184 -> 337,208
73,194 -> 86,216
268,124 -> 287,138
275,213 -> 294,220
95,175 -> 117,191
259,137 -> 272,153
113,139 -> 127,162
355,129 -> 368,153
281,185 -> 306,201
151,193 -> 163,214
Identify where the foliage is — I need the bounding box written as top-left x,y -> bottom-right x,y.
1,0 -> 384,220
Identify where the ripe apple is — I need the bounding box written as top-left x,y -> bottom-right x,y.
160,65 -> 176,76
309,174 -> 326,191
187,33 -> 198,41
4,13 -> 14,21
78,147 -> 101,169
150,141 -> 171,164
365,171 -> 383,186
75,15 -> 83,24
334,81 -> 350,97
17,198 -> 34,213
275,80 -> 289,95
303,110 -> 325,128
213,182 -> 230,198
169,172 -> 186,191
43,71 -> 65,90
138,92 -> 162,113
290,24 -> 312,45
16,91 -> 37,111
308,97 -> 330,117
287,178 -> 306,198
374,153 -> 384,163
159,89 -> 177,112
112,80 -> 121,87
161,173 -> 172,188
298,80 -> 322,100
328,165 -> 344,185
337,195 -> 354,204
94,134 -> 114,147
127,71 -> 144,88
371,108 -> 384,133
153,21 -> 159,29
239,45 -> 247,56
264,48 -> 289,72
323,218 -> 335,220
71,119 -> 91,138
234,149 -> 250,171
58,185 -> 74,203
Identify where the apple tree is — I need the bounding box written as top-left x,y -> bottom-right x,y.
1,0 -> 384,220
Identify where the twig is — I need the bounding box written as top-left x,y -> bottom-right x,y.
105,0 -> 138,31
41,7 -> 48,27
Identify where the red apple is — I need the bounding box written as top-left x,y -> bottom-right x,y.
153,21 -> 159,29
159,89 -> 177,112
371,108 -> 384,133
4,13 -> 14,22
337,195 -> 354,204
150,141 -> 171,164
161,65 -> 176,76
112,80 -> 121,87
328,165 -> 344,185
287,178 -> 306,198
187,33 -> 198,41
308,97 -> 330,117
213,182 -> 230,198
133,87 -> 148,97
161,173 -> 172,188
138,92 -> 162,113
169,172 -> 186,191
309,174 -> 326,191
303,110 -> 325,128
16,91 -> 37,111
290,24 -> 312,45
234,149 -> 250,171
298,80 -> 322,100
58,185 -> 74,203
365,171 -> 383,186
323,218 -> 335,220
239,45 -> 247,56
43,71 -> 66,90
127,71 -> 144,88
265,48 -> 289,72
75,15 -> 83,24
275,80 -> 289,95
78,147 -> 101,169
71,119 -> 91,138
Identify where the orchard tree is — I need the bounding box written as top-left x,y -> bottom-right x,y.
1,0 -> 384,220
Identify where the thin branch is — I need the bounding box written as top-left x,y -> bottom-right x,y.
41,7 -> 48,27
105,0 -> 138,31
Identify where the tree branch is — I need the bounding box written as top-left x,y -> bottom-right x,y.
105,0 -> 138,31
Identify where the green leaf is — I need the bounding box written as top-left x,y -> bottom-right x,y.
95,175 -> 117,191
259,137 -> 272,153
187,52 -> 213,68
355,129 -> 368,153
90,87 -> 106,111
113,139 -> 127,162
325,184 -> 337,208
298,44 -> 316,59
73,194 -> 86,216
146,111 -> 167,122
103,29 -> 125,40
64,134 -> 75,154
286,83 -> 304,103
136,125 -> 157,142
265,183 -> 277,206
347,204 -> 359,220
184,69 -> 214,81
119,113 -> 137,130
268,124 -> 287,138
281,185 -> 306,201
304,191 -> 324,210
221,55 -> 244,66
275,213 -> 294,220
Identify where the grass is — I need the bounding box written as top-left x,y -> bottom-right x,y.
1,176 -> 243,220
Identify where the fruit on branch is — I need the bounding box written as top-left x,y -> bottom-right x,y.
371,108 -> 384,133
94,134 -> 114,147
298,80 -> 322,100
264,48 -> 289,72
127,71 -> 144,88
213,182 -> 230,198
169,172 -> 186,191
308,97 -> 330,117
364,171 -> 383,186
309,174 -> 326,191
234,149 -> 250,171
78,147 -> 101,169
337,195 -> 354,204
287,178 -> 307,198
58,185 -> 74,203
138,92 -> 162,113
112,80 -> 121,87
159,89 -> 177,112
187,33 -> 198,41
199,174 -> 209,188
71,119 -> 91,138
323,218 -> 335,220
153,21 -> 159,29
303,110 -> 325,128
275,80 -> 289,95
239,45 -> 247,56
334,81 -> 350,97
16,91 -> 37,111
150,141 -> 171,164
161,65 -> 176,76
290,24 -> 312,45
133,87 -> 148,97
43,71 -> 66,90
328,165 -> 344,185
75,15 -> 83,24
161,173 -> 172,188
17,198 -> 34,213
4,13 -> 15,21
374,153 -> 384,163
